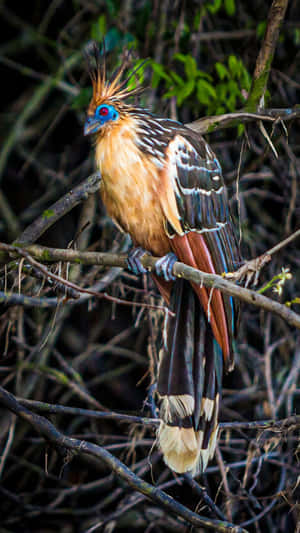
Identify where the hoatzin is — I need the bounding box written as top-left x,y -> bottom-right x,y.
84,44 -> 240,475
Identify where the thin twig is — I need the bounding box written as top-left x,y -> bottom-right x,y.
0,385 -> 246,533
240,465 -> 286,527
0,51 -> 82,184
0,415 -> 16,478
265,229 -> 300,256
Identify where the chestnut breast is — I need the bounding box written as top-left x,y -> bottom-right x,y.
95,118 -> 170,256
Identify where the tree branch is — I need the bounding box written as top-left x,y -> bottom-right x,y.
188,0 -> 292,135
0,242 -> 167,313
0,385 -> 246,533
16,172 -> 102,246
1,242 -> 299,329
246,0 -> 289,110
187,107 -> 299,134
19,397 -> 300,434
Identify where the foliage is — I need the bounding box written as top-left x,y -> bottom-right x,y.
258,267 -> 292,296
73,50 -> 251,115
203,0 -> 236,16
151,52 -> 252,114
73,6 -> 251,116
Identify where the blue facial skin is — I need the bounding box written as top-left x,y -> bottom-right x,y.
84,104 -> 119,136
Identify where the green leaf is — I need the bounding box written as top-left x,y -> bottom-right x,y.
151,62 -> 172,87
206,0 -> 222,14
173,53 -> 197,80
197,79 -> 216,105
184,55 -> 198,79
294,28 -> 300,45
103,28 -> 135,52
215,105 -> 226,115
224,0 -> 235,16
240,68 -> 252,91
122,32 -> 136,47
216,83 -> 228,103
173,53 -> 188,63
215,62 -> 229,80
237,123 -> 245,137
105,0 -> 117,17
228,55 -> 239,76
163,88 -> 177,99
176,79 -> 195,105
169,70 -> 185,86
228,79 -> 240,94
91,14 -> 106,41
198,70 -> 213,82
194,8 -> 206,29
257,21 -> 266,38
103,28 -> 122,51
126,58 -> 148,91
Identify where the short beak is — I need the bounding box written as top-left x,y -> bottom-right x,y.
84,116 -> 101,136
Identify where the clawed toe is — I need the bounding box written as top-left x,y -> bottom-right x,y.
155,252 -> 177,281
127,247 -> 149,275
127,248 -> 178,281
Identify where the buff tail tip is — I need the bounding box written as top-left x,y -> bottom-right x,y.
157,422 -> 219,475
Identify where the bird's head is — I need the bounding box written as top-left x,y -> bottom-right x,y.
84,103 -> 119,135
84,42 -> 143,137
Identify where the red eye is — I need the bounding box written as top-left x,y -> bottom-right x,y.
99,106 -> 109,116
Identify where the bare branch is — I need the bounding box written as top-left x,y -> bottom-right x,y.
19,397 -> 300,433
15,172 -> 101,246
0,242 -> 168,314
246,0 -> 289,110
1,242 -> 299,330
187,107 -> 299,134
0,385 -> 246,533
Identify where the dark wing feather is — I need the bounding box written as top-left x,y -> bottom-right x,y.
160,133 -> 240,368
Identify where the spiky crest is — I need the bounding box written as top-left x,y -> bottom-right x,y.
85,41 -> 145,110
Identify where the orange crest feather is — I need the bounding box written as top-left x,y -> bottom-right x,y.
85,41 -> 144,108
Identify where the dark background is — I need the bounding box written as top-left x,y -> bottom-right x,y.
0,1 -> 299,532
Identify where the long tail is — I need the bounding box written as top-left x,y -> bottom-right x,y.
157,278 -> 223,475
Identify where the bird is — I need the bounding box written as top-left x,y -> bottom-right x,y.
84,43 -> 240,476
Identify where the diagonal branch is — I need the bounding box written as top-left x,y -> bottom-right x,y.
15,172 -> 102,246
0,385 -> 246,533
246,0 -> 289,111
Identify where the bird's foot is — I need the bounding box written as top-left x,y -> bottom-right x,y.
127,248 -> 177,281
224,253 -> 271,287
155,252 -> 177,281
127,247 -> 149,275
